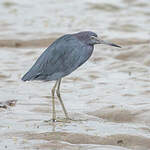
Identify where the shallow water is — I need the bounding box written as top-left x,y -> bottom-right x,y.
0,0 -> 150,150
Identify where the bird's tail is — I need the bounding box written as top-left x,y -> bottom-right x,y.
21,71 -> 33,81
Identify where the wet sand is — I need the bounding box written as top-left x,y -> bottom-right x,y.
0,0 -> 150,150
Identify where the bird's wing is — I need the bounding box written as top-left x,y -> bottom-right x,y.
22,34 -> 92,81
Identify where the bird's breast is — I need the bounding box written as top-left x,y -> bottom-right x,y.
83,45 -> 94,59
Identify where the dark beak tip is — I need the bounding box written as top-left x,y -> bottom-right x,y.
112,43 -> 121,48
117,45 -> 122,48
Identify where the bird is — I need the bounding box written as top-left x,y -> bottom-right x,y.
22,31 -> 121,122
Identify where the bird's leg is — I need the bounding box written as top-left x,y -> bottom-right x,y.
56,79 -> 70,120
51,80 -> 58,122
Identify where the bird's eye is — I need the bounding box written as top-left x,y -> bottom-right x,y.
90,36 -> 96,40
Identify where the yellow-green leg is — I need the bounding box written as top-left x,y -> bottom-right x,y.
48,79 -> 85,123
51,80 -> 58,122
56,78 -> 70,119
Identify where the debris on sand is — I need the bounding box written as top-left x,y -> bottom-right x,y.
0,100 -> 17,109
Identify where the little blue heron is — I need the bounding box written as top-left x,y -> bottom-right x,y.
22,31 -> 121,122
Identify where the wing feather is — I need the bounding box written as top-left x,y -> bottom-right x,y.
22,34 -> 93,81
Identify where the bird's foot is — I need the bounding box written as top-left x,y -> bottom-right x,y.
44,118 -> 71,123
56,117 -> 87,122
55,117 -> 72,123
44,117 -> 87,123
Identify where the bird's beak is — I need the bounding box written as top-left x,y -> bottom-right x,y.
94,37 -> 121,48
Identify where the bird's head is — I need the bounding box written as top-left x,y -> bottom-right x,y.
75,31 -> 121,48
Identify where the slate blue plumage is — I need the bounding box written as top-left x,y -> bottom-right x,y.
22,32 -> 97,81
22,31 -> 120,122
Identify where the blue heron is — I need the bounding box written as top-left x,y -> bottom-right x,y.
22,31 -> 121,122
